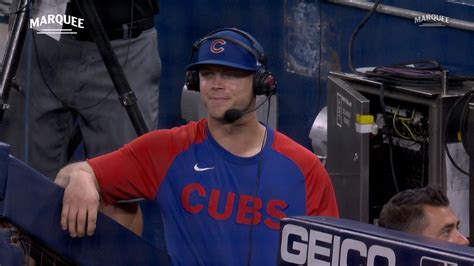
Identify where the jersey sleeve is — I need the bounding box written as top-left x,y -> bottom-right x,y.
88,121 -> 204,204
305,160 -> 339,217
272,131 -> 339,218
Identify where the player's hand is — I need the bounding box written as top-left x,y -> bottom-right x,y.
55,162 -> 100,237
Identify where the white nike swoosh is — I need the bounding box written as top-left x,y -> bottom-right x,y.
193,163 -> 215,172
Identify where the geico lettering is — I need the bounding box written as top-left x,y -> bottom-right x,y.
308,230 -> 333,266
280,224 -> 308,265
280,224 -> 396,265
180,183 -> 288,230
281,224 -> 335,265
367,245 -> 396,266
339,239 -> 367,266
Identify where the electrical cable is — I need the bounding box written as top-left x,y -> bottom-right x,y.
392,106 -> 410,140
398,108 -> 415,121
400,119 -> 417,141
317,1 -> 323,109
443,90 -> 474,176
398,108 -> 418,141
379,84 -> 400,193
364,60 -> 445,88
122,0 -> 135,67
421,140 -> 426,186
246,95 -> 272,266
459,92 -> 474,152
348,0 -> 383,73
30,1 -> 136,110
31,32 -> 115,110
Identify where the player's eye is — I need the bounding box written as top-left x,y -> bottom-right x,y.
200,70 -> 215,79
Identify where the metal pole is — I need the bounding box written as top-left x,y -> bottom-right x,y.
326,0 -> 474,32
0,0 -> 29,122
75,0 -> 149,136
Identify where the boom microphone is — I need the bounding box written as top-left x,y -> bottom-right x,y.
223,95 -> 271,123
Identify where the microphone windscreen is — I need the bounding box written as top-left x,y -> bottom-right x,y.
224,109 -> 242,123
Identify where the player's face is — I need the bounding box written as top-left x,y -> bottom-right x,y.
199,65 -> 254,121
421,205 -> 469,245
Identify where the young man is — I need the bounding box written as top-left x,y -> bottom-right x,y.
378,186 -> 469,245
55,28 -> 339,265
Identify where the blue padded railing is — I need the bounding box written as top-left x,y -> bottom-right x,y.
0,142 -> 169,265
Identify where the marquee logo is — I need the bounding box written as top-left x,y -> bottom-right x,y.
29,14 -> 84,35
414,14 -> 449,27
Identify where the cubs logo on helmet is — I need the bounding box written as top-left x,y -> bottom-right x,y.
210,39 -> 226,54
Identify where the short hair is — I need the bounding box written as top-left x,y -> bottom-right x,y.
378,186 -> 449,233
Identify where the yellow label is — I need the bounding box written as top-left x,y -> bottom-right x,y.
356,114 -> 374,124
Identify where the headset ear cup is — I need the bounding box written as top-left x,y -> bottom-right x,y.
253,69 -> 277,96
186,71 -> 200,92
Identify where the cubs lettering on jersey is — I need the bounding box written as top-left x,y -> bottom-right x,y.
181,183 -> 288,230
90,119 -> 339,265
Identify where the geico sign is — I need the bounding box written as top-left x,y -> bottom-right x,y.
280,224 -> 396,265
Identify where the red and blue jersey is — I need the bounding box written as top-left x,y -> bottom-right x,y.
89,119 -> 339,265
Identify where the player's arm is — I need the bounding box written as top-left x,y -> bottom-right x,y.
55,162 -> 143,237
55,161 -> 100,237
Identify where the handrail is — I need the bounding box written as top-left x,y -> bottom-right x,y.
326,0 -> 474,32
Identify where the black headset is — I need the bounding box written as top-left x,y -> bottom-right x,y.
185,28 -> 277,96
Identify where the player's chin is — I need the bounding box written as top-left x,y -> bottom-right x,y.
207,104 -> 228,115
207,111 -> 225,120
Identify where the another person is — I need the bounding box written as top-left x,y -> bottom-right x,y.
55,28 -> 339,265
0,0 -> 160,179
378,186 -> 469,245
